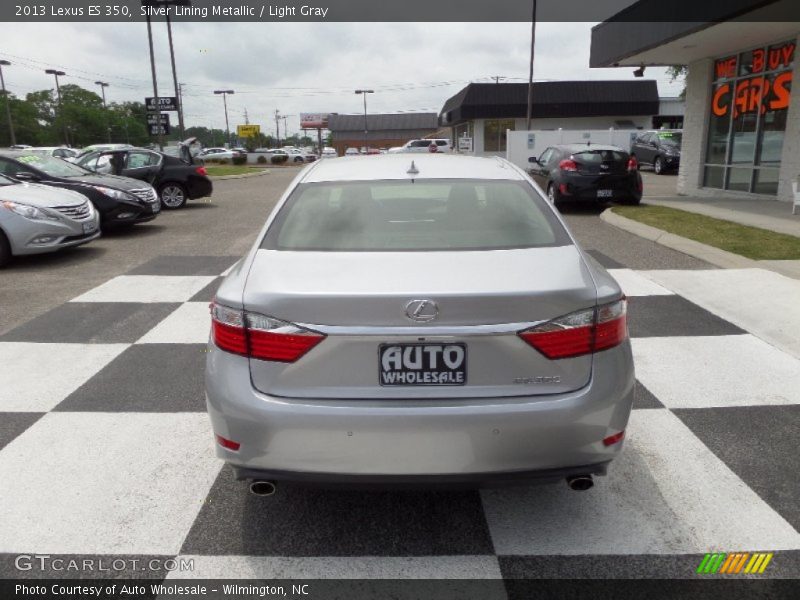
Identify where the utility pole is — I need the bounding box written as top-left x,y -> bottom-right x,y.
45,69 -> 68,146
354,89 -> 373,152
95,81 -> 111,142
244,107 -> 249,125
213,90 -> 234,147
165,12 -> 185,139
491,75 -> 505,84
281,115 -> 289,144
0,60 -> 15,146
525,0 -> 537,131
275,109 -> 280,146
144,13 -> 163,150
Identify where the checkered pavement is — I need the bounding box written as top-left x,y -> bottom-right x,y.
1,253 -> 799,582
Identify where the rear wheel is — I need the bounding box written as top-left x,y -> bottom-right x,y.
654,156 -> 664,175
547,183 -> 564,210
159,183 -> 187,209
0,230 -> 11,268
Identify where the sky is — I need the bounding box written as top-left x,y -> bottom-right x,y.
0,22 -> 683,137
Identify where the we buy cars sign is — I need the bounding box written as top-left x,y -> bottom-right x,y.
145,96 -> 178,112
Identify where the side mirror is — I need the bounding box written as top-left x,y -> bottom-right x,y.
15,172 -> 38,182
528,157 -> 540,164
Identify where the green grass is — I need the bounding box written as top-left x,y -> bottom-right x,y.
612,205 -> 800,260
204,165 -> 265,177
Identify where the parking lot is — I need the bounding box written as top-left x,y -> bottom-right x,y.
1,168 -> 798,583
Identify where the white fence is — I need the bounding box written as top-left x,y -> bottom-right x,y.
505,129 -> 639,170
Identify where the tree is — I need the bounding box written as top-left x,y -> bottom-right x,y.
667,66 -> 689,99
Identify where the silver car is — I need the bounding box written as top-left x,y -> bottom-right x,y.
205,154 -> 634,492
0,174 -> 100,267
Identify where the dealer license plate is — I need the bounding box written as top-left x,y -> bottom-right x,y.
597,189 -> 613,198
82,222 -> 96,234
379,343 -> 467,386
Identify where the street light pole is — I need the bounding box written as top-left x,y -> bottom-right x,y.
525,0 -> 537,131
354,89 -> 373,152
166,13 -> 186,139
214,90 -> 234,147
144,13 -> 164,150
0,60 -> 15,146
45,69 -> 68,146
95,81 -> 111,143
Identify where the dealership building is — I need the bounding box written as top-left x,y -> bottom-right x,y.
327,113 -> 439,155
591,0 -> 799,204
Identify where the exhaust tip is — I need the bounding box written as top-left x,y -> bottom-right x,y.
566,475 -> 594,491
249,480 -> 277,496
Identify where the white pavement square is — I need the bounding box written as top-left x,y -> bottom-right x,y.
136,302 -> 212,344
632,335 -> 800,409
70,275 -> 216,304
606,269 -> 675,297
0,412 -> 221,555
480,409 -> 800,555
0,342 -> 128,412
169,556 -> 503,579
642,268 -> 800,359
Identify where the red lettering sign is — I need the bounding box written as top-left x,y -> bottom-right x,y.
712,71 -> 793,119
715,56 -> 737,79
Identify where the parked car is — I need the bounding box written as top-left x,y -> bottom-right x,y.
0,173 -> 100,267
199,147 -> 245,161
206,154 -> 634,491
528,144 -> 642,208
0,151 -> 161,228
630,130 -> 682,175
74,144 -> 133,159
319,147 -> 338,159
76,146 -> 212,210
389,139 -> 452,153
27,147 -> 80,160
344,147 -> 360,156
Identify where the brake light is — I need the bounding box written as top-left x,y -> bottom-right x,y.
215,434 -> 241,451
210,301 -> 325,362
518,298 -> 627,359
559,159 -> 578,172
195,166 -> 208,176
627,156 -> 638,172
603,431 -> 625,446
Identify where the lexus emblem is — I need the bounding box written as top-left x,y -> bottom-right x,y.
404,299 -> 439,322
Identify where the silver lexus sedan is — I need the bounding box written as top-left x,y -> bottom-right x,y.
206,154 -> 634,492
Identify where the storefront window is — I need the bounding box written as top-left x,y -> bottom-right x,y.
703,40 -> 795,195
484,119 -> 515,152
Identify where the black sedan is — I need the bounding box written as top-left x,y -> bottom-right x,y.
528,144 -> 642,208
630,130 -> 682,175
76,147 -> 213,209
0,151 -> 161,228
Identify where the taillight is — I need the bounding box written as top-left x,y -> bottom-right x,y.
195,166 -> 208,176
518,298 -> 627,359
559,159 -> 578,172
215,434 -> 241,451
627,156 -> 638,172
210,301 -> 325,362
603,431 -> 625,446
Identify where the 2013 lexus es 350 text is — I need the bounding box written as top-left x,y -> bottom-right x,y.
205,154 -> 634,492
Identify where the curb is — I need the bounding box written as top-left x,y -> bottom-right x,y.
210,169 -> 270,181
600,208 -> 759,269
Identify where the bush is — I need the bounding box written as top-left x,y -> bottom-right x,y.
232,155 -> 247,166
256,155 -> 268,164
271,154 -> 288,165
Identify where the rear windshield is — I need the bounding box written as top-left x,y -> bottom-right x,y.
262,179 -> 570,252
573,150 -> 627,163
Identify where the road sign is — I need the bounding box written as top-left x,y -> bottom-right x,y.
458,137 -> 473,152
300,113 -> 329,129
146,113 -> 169,125
237,124 -> 260,138
145,96 -> 178,112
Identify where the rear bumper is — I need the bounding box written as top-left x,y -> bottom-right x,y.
205,342 -> 635,482
558,173 -> 641,202
187,176 -> 213,199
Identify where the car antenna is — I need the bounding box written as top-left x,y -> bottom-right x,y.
406,160 -> 419,183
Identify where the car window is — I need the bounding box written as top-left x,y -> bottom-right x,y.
656,131 -> 682,147
435,140 -> 448,146
127,151 -> 160,169
0,158 -> 22,176
12,153 -> 90,177
573,150 -> 627,163
538,148 -> 553,165
409,141 -> 430,148
262,179 -> 570,252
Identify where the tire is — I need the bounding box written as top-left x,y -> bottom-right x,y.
294,156 -> 304,163
654,156 -> 664,175
159,183 -> 187,210
547,183 -> 564,211
0,230 -> 10,268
